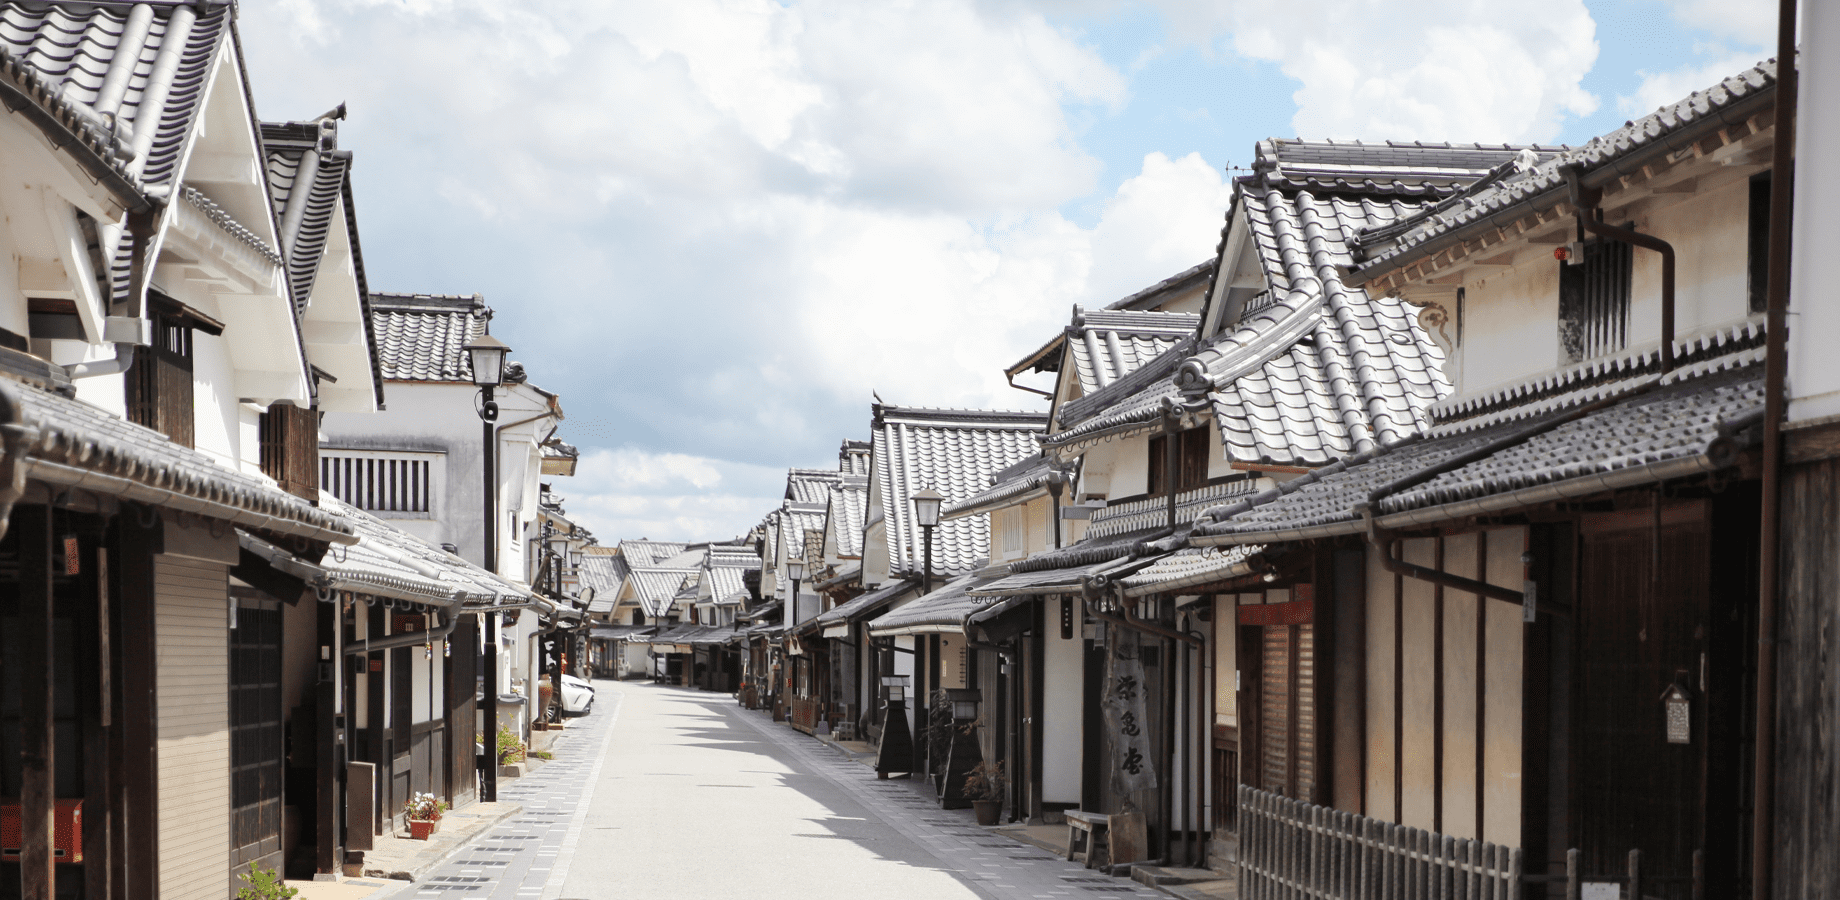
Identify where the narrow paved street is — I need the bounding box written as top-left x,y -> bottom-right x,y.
411,679 -> 1172,900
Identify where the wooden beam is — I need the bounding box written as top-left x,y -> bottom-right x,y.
82,534 -> 112,900
19,505 -> 54,900
118,512 -> 160,896
315,595 -> 341,875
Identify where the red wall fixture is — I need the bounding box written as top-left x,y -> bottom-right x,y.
0,799 -> 84,863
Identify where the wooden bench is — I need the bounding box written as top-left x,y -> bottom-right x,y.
1064,810 -> 1110,869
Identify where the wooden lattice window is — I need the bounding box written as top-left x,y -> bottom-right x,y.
124,311 -> 195,448
260,402 -> 320,501
1258,622 -> 1315,800
230,596 -> 284,868
1558,237 -> 1633,364
320,452 -> 437,514
1148,427 -> 1211,497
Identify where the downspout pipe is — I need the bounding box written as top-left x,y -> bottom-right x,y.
1560,163 -> 1678,375
1753,3 -> 1795,897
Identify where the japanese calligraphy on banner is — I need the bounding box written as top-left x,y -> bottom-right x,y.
1103,632 -> 1158,795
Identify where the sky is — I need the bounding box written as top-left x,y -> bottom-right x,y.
240,0 -> 1779,543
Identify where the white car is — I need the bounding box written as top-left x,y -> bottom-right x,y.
555,674 -> 595,718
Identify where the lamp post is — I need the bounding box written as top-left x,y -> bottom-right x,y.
785,557 -> 805,624
912,487 -> 944,594
464,331 -> 509,802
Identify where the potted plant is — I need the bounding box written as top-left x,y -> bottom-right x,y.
964,761 -> 1007,826
404,792 -> 447,840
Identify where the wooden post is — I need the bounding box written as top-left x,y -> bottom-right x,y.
119,511 -> 161,897
1627,848 -> 1642,900
367,603 -> 386,834
1565,848 -> 1580,900
315,595 -> 341,875
19,506 -> 54,900
81,535 -> 112,900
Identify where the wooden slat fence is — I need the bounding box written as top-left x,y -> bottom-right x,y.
1238,786 -> 1522,900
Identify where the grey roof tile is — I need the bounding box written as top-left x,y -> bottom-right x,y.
1191,362 -> 1764,543
369,292 -> 490,382
3,371 -> 348,541
814,578 -> 914,627
872,405 -> 1047,578
866,571 -> 1006,634
828,477 -> 868,558
317,493 -> 532,605
578,550 -> 629,613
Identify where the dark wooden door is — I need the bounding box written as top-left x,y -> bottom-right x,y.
1574,502 -> 1708,896
390,646 -> 412,823
229,596 -> 285,876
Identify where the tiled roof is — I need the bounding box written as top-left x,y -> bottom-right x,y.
0,368 -> 350,543
1044,144 -> 1472,464
263,118 -> 385,408
840,440 -> 872,475
1082,479 -> 1263,541
578,551 -> 629,613
619,539 -> 689,567
182,186 -> 282,265
261,120 -> 343,308
944,455 -> 1061,518
369,293 -> 490,382
1353,60 -> 1776,282
0,2 -> 233,304
0,1 -> 228,188
627,567 -> 697,618
970,557 -> 1138,597
701,557 -> 755,606
1066,309 -> 1201,396
786,467 -> 841,504
814,578 -> 914,627
317,494 -> 537,606
1119,544 -> 1267,597
828,476 -> 868,558
589,624 -> 654,641
866,572 -> 1006,635
1190,363 -> 1763,545
871,405 -> 1048,578
1252,138 -> 1567,196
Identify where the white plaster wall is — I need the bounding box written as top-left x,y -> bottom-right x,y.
1791,1 -> 1840,421
1457,174 -> 1757,401
1043,595 -> 1085,803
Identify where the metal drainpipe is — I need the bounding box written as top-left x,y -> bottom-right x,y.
1161,624 -> 1175,863
1753,3 -> 1796,896
1164,404 -> 1180,530
1560,164 -> 1678,375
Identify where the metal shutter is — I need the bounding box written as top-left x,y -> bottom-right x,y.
155,555 -> 230,898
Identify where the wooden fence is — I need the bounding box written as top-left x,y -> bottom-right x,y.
1238,786 -> 1522,900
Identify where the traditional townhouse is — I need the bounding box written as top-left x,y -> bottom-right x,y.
319,291 -> 574,754
0,4 -> 462,895
581,545 -> 650,678
854,405 -> 1044,779
1172,59 -> 1790,900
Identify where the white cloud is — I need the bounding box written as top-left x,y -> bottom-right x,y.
1142,0 -> 1600,144
562,447 -> 786,541
1618,49 -> 1769,119
1616,0 -> 1779,121
239,1 -> 1230,543
1665,0 -> 1780,49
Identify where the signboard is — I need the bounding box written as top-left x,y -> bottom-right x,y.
1238,598 -> 1312,626
1581,883 -> 1619,900
1663,684 -> 1691,744
1103,634 -> 1157,795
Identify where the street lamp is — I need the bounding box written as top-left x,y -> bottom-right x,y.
464,330 -> 509,803
912,486 -> 944,594
785,557 -> 805,624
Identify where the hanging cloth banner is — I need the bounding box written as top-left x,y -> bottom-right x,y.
1102,630 -> 1158,795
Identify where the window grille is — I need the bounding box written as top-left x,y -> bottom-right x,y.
124,310 -> 194,448
321,452 -> 436,514
1558,238 -> 1633,363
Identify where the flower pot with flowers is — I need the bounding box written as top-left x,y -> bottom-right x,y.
964,761 -> 1007,826
404,792 -> 447,840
